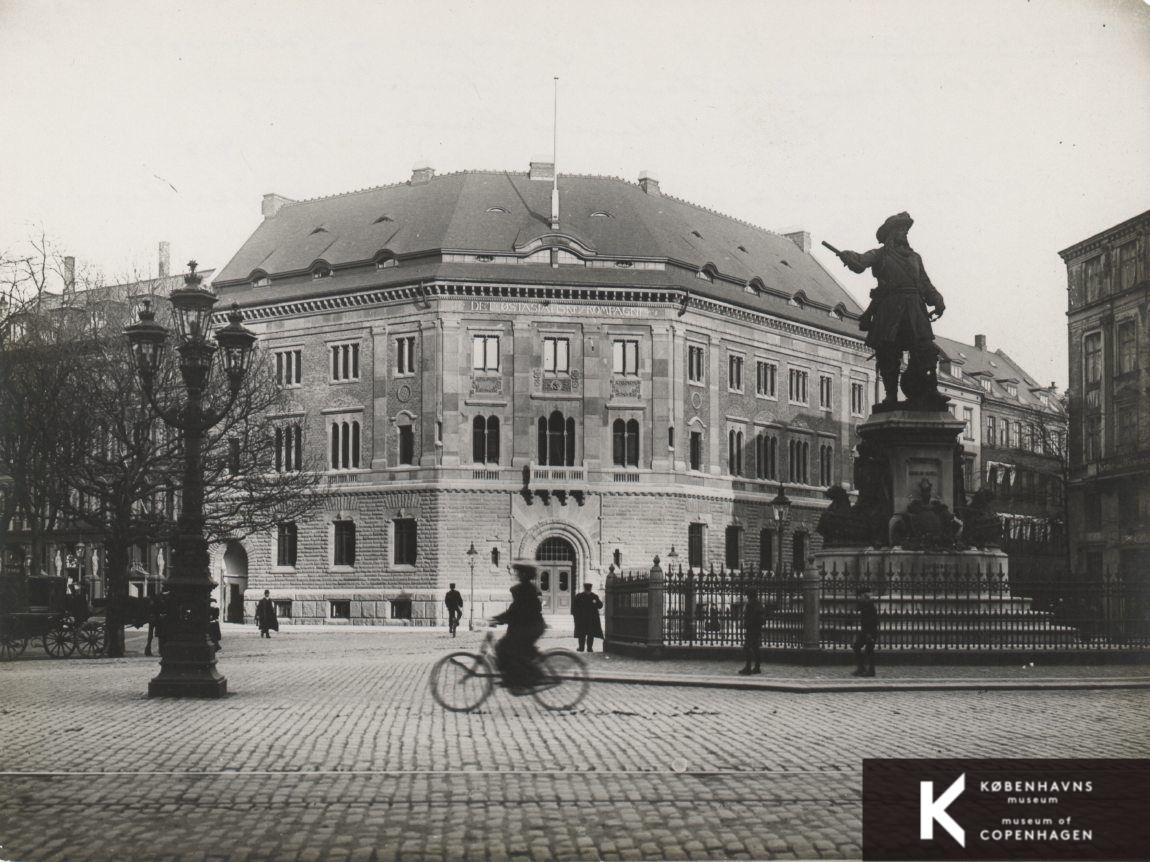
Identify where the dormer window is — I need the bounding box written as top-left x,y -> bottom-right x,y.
475,255 -> 494,263
737,245 -> 748,253
312,263 -> 333,279
615,260 -> 633,268
830,302 -> 847,320
310,226 -> 329,235
486,206 -> 509,214
1004,382 -> 1018,398
789,290 -> 807,308
691,230 -> 703,239
697,263 -> 717,282
372,215 -> 394,224
376,257 -> 397,270
747,277 -> 765,296
979,377 -> 993,393
251,273 -> 270,288
590,210 -> 612,218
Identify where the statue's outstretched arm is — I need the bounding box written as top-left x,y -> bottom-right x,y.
838,247 -> 881,274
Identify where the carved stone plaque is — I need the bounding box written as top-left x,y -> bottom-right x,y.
611,379 -> 641,399
471,376 -> 502,395
396,383 -> 412,403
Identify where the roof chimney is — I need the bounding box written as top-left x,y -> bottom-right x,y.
410,165 -> 434,185
975,334 -> 987,351
261,193 -> 296,219
63,256 -> 75,296
158,242 -> 170,278
638,172 -> 661,196
784,231 -> 811,254
529,160 -> 555,181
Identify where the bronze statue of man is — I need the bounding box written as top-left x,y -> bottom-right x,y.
834,213 -> 948,410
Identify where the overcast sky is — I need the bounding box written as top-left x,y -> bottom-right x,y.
2,0 -> 1148,388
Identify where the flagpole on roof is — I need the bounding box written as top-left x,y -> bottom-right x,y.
551,76 -> 560,231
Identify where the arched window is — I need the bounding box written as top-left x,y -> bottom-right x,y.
789,439 -> 809,484
398,423 -> 414,466
472,416 -> 500,465
728,430 -> 744,476
330,419 -> 361,470
612,419 -> 640,467
539,411 -> 576,466
275,424 -> 302,472
819,443 -> 834,486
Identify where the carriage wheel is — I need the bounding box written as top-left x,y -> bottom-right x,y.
75,621 -> 106,658
1,632 -> 29,661
43,622 -> 77,658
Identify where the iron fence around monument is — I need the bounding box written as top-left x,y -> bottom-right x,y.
605,561 -> 1150,653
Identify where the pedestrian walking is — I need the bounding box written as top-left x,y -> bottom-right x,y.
208,600 -> 223,652
255,590 -> 278,638
444,583 -> 464,636
572,582 -> 603,653
738,589 -> 766,675
852,587 -> 878,677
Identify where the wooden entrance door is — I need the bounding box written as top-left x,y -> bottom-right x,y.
538,563 -> 573,614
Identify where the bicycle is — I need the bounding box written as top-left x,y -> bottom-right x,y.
429,628 -> 589,712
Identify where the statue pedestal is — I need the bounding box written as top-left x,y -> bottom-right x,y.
858,409 -> 965,511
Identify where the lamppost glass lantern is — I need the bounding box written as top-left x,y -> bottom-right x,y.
466,542 -> 478,631
214,304 -> 257,392
124,299 -> 168,382
770,483 -> 791,575
167,261 -> 218,344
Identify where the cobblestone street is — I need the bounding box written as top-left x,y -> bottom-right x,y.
2,626 -> 1149,862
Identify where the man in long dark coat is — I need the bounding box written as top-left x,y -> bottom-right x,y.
255,590 -> 278,638
852,588 -> 879,677
836,212 -> 947,409
572,582 -> 604,653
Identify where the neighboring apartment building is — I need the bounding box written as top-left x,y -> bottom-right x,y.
1060,209 -> 1150,580
937,334 -> 1067,562
210,163 -> 877,625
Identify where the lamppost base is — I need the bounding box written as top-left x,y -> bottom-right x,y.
148,670 -> 228,699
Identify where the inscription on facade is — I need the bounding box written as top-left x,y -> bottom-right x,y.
471,376 -> 503,395
466,300 -> 652,318
611,379 -> 642,399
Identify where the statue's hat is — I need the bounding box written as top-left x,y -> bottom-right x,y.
876,211 -> 914,243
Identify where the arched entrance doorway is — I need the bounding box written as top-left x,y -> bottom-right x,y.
535,537 -> 576,614
223,541 -> 248,623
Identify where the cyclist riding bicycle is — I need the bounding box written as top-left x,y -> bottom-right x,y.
490,561 -> 546,690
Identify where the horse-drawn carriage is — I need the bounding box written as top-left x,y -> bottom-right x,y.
0,573 -> 107,660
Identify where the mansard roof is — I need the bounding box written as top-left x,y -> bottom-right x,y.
214,170 -> 864,336
935,334 -> 1062,414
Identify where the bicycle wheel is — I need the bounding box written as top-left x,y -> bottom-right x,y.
532,648 -> 589,710
430,651 -> 494,712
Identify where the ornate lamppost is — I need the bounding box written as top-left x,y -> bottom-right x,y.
466,542 -> 478,631
770,483 -> 792,575
125,262 -> 256,698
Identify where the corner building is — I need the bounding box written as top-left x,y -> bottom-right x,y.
212,164 -> 873,625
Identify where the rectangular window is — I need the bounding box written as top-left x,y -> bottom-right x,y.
756,361 -> 777,397
613,339 -> 639,376
273,600 -> 292,619
1084,414 -> 1102,461
788,368 -> 808,404
1084,256 -> 1103,303
963,407 -> 974,441
543,337 -> 570,373
472,335 -> 499,372
395,336 -> 416,376
330,600 -> 351,620
1002,421 -> 1013,449
275,424 -> 302,472
276,522 -> 297,567
819,375 -> 833,410
275,349 -> 302,387
725,526 -> 742,570
330,342 -> 360,382
688,345 -> 705,383
1118,405 -> 1138,450
1084,331 -> 1102,390
1117,319 -> 1137,375
394,518 -> 417,565
688,523 -> 704,570
334,521 -> 356,567
819,443 -> 833,486
398,424 -> 414,466
390,598 -> 413,620
728,354 -> 744,392
850,381 -> 866,416
228,437 -> 241,475
689,431 -> 702,471
985,415 -> 997,447
1118,241 -> 1138,292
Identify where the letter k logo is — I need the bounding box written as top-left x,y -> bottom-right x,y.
920,773 -> 965,847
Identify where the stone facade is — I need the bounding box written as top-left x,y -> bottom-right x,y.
209,167 -> 877,624
1061,209 -> 1150,578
